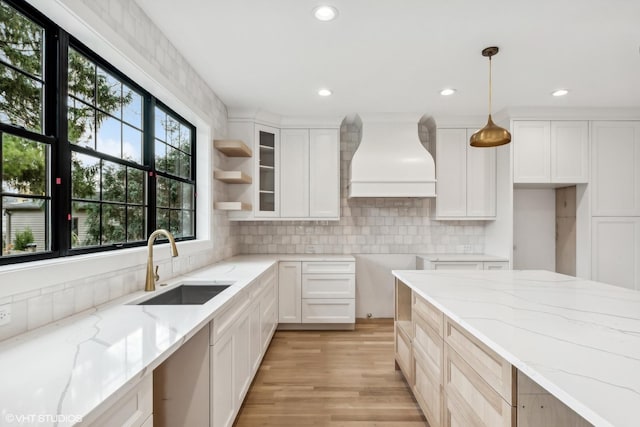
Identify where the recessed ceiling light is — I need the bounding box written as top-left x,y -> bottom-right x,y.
318,88 -> 332,97
552,89 -> 569,97
440,88 -> 456,96
313,5 -> 338,21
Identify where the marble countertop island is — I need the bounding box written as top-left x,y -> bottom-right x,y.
392,269 -> 640,427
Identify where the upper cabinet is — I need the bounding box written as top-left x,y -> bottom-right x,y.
591,121 -> 640,216
280,128 -> 340,219
513,120 -> 588,184
255,125 -> 280,218
224,117 -> 340,221
435,128 -> 496,220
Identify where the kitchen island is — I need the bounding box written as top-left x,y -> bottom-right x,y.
392,269 -> 640,427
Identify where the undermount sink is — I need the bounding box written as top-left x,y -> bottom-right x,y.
136,282 -> 233,305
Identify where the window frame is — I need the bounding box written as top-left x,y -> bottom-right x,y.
0,0 -> 196,265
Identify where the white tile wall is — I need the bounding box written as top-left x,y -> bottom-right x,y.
237,119 -> 485,254
0,0 -> 241,342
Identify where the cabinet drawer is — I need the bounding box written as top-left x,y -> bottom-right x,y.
483,261 -> 509,270
302,261 -> 355,274
210,292 -> 251,344
432,261 -> 483,270
395,325 -> 413,385
413,292 -> 444,337
413,310 -> 444,378
301,298 -> 355,323
92,374 -> 152,427
444,317 -> 515,404
413,344 -> 443,427
444,344 -> 514,427
302,274 -> 355,298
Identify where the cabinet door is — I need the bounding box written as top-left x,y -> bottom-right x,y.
280,129 -> 309,218
551,121 -> 589,183
249,300 -> 262,374
466,128 -> 496,217
309,129 -> 340,218
211,331 -> 235,427
513,121 -> 551,183
591,121 -> 640,216
436,129 -> 467,217
234,311 -> 251,408
278,261 -> 301,323
92,374 -> 152,427
592,217 -> 640,290
255,125 -> 280,217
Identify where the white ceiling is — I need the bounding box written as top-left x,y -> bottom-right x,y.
135,0 -> 640,118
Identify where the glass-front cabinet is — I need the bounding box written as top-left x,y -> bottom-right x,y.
255,125 -> 279,217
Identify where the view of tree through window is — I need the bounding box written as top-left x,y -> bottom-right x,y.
0,0 -> 196,263
68,48 -> 147,248
1,1 -> 50,256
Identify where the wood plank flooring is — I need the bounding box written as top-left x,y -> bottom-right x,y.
234,319 -> 428,427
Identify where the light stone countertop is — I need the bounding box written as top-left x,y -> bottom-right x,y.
0,254 -> 354,426
392,269 -> 640,427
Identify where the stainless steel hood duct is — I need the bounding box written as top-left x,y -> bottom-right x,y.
348,113 -> 436,198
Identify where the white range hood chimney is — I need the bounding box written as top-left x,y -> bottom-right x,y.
348,113 -> 436,198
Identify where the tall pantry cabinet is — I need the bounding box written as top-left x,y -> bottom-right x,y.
590,121 -> 640,290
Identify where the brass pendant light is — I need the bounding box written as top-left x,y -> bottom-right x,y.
470,46 -> 512,147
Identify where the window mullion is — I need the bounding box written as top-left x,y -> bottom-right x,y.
146,96 -> 156,235
54,29 -> 71,255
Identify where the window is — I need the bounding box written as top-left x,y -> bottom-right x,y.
154,106 -> 195,239
0,0 -> 196,264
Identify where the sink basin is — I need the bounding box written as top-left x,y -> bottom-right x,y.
137,282 -> 233,305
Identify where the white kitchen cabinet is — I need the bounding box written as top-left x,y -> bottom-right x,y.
591,121 -> 640,216
431,261 -> 483,270
91,374 -> 152,427
435,128 -> 496,219
592,217 -> 640,290
210,267 -> 278,427
278,260 -> 356,327
280,129 -> 310,218
310,129 -> 340,218
211,328 -> 234,427
255,125 -> 280,217
280,128 -> 340,219
278,261 -> 302,323
513,120 -> 588,184
483,261 -> 509,270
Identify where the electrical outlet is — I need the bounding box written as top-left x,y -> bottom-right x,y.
0,304 -> 11,326
305,245 -> 316,254
463,244 -> 473,253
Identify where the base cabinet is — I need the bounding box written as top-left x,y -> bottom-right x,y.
394,279 -> 592,427
278,260 -> 356,328
210,265 -> 278,427
91,374 -> 152,427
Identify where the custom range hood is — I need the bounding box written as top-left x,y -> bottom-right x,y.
348,113 -> 436,198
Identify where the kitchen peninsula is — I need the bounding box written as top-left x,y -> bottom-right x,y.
393,269 -> 640,427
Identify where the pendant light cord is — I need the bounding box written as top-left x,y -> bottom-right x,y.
488,56 -> 492,115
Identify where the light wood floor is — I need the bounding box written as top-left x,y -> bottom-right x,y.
234,319 -> 428,427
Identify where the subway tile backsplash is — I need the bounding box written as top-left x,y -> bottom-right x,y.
236,118 -> 485,254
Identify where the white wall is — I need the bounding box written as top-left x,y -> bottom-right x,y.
513,188 -> 556,270
0,0 -> 238,342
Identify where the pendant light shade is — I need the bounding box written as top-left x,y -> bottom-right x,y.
470,47 -> 511,147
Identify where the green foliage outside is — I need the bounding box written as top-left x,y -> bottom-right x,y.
13,227 -> 33,251
0,1 -> 193,251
